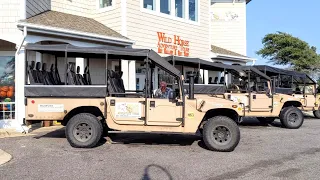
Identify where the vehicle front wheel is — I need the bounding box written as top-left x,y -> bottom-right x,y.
280,107 -> 304,129
66,113 -> 103,148
313,110 -> 320,119
257,117 -> 276,124
202,116 -> 240,152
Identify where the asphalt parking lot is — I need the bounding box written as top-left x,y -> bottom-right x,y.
1,117 -> 320,180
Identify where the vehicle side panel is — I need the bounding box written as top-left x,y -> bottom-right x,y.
25,98 -> 105,120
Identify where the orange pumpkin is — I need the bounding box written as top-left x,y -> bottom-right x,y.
1,86 -> 8,92
0,91 -> 6,98
8,86 -> 14,91
6,91 -> 13,98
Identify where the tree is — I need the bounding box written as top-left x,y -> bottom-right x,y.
257,31 -> 320,73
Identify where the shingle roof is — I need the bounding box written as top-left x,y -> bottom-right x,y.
211,45 -> 247,58
19,11 -> 129,40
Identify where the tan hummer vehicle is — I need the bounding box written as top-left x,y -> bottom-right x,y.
24,44 -> 245,152
254,65 -> 320,120
165,56 -> 306,129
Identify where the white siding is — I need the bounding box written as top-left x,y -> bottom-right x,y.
126,0 -> 211,60
51,0 -> 122,34
0,0 -> 20,37
92,1 -> 122,33
26,0 -> 51,18
210,2 -> 246,55
51,0 -> 94,17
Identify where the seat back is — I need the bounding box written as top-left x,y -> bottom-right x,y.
42,63 -> 53,85
118,71 -> 125,93
50,64 -> 58,85
219,77 -> 225,84
214,77 -> 218,84
76,66 -> 87,85
83,66 -> 92,85
66,63 -> 76,85
27,61 -> 37,84
35,62 -> 44,84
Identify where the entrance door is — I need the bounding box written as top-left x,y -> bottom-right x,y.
107,97 -> 145,125
249,93 -> 272,112
146,99 -> 182,126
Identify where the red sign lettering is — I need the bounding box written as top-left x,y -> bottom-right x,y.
157,32 -> 190,57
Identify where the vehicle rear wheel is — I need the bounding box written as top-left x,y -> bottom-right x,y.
66,113 -> 103,148
202,116 -> 240,152
280,107 -> 304,129
313,110 -> 320,119
257,117 -> 276,124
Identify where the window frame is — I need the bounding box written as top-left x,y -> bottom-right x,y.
140,0 -> 200,25
97,0 -> 115,12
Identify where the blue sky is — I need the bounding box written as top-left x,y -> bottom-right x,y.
246,0 -> 319,66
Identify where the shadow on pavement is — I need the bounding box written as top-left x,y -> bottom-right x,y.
32,127 -> 204,149
33,127 -> 66,139
142,164 -> 173,180
239,117 -> 282,128
108,133 -> 201,147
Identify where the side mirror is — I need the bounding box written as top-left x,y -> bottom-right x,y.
168,91 -> 176,100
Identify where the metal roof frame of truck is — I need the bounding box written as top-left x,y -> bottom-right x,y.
165,55 -> 271,80
253,65 -> 315,85
24,44 -> 181,98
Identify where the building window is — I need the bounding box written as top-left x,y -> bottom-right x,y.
142,0 -> 198,23
160,0 -> 171,15
0,56 -> 15,120
175,0 -> 185,18
99,0 -> 112,8
144,0 -> 156,10
189,0 -> 198,21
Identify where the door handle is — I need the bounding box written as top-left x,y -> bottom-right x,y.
150,101 -> 155,108
253,95 -> 256,99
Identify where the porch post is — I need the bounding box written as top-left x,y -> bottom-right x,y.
15,47 -> 26,131
121,60 -> 129,90
128,60 -> 136,90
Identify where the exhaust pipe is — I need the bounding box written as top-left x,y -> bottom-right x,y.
188,73 -> 195,99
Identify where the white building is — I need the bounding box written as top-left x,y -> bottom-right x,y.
0,0 -> 254,130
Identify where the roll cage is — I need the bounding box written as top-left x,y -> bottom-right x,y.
165,56 -> 271,95
254,65 -> 316,95
24,44 -> 182,98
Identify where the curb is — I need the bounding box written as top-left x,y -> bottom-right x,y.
0,149 -> 12,166
0,129 -> 28,139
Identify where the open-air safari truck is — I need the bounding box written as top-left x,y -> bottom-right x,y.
254,65 -> 320,119
165,56 -> 306,129
24,44 -> 245,152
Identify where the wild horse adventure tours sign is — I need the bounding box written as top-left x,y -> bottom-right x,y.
157,32 -> 190,57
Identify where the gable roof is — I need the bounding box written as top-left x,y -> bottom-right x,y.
211,45 -> 247,57
19,11 -> 129,41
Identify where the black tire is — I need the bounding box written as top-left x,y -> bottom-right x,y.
313,110 -> 320,119
257,117 -> 276,124
66,113 -> 103,148
280,107 -> 304,129
202,116 -> 240,152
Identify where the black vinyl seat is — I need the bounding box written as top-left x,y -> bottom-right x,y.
50,64 -> 59,85
219,77 -> 225,84
66,63 -> 76,85
27,61 -> 37,84
214,77 -> 218,84
107,70 -> 125,96
41,63 -> 53,85
76,66 -> 87,85
35,62 -> 44,84
83,66 -> 92,85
